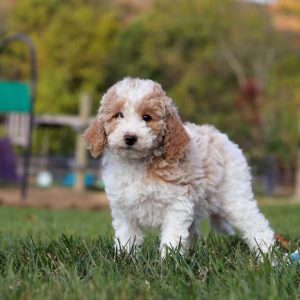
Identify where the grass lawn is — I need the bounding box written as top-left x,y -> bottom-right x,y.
0,204 -> 299,300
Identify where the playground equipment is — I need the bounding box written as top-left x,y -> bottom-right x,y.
1,34 -> 98,196
34,93 -> 94,192
0,33 -> 37,199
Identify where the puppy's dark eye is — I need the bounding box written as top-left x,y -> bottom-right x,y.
115,112 -> 124,119
142,115 -> 152,122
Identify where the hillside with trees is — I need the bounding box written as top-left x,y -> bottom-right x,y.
0,0 -> 299,165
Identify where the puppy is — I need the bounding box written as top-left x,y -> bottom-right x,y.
84,77 -> 275,257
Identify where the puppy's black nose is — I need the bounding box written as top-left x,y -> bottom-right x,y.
124,134 -> 138,146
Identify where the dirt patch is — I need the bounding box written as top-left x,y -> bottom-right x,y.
1,187 -> 298,211
0,187 -> 109,210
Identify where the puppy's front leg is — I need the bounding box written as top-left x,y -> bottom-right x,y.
160,203 -> 193,258
112,210 -> 144,253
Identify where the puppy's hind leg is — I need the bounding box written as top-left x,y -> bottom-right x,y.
210,214 -> 235,236
218,145 -> 275,256
220,190 -> 275,255
188,209 -> 205,240
189,219 -> 200,240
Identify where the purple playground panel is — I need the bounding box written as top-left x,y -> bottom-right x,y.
0,137 -> 18,183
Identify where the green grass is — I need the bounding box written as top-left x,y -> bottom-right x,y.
0,205 -> 299,300
0,207 -> 112,240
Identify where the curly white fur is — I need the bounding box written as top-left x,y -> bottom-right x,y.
84,77 -> 275,257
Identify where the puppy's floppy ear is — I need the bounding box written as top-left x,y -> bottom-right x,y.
83,118 -> 107,158
162,101 -> 190,162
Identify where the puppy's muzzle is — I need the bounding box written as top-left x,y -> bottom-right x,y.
124,134 -> 138,146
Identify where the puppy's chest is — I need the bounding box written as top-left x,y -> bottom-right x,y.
103,160 -> 177,226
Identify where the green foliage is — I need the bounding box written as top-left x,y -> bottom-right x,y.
0,205 -> 299,299
106,0 -> 292,159
0,0 -> 300,160
5,0 -> 120,114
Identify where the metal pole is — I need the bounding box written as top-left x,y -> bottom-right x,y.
0,33 -> 37,199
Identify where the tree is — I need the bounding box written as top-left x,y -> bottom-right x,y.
270,0 -> 300,39
5,0 -> 121,114
107,0 -> 289,158
2,0 -> 299,169
269,0 -> 300,199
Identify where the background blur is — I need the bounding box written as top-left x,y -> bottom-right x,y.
1,0 -> 300,206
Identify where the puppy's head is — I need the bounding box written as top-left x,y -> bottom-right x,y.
83,77 -> 189,161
